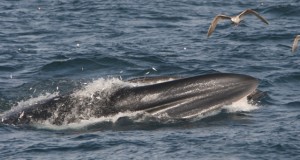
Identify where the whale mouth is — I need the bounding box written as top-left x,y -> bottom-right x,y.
116,73 -> 259,119
0,73 -> 263,127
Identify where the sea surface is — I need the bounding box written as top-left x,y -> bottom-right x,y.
0,0 -> 300,159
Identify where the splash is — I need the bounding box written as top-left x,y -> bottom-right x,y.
223,97 -> 259,113
1,78 -> 134,126
7,92 -> 59,113
71,77 -> 132,98
189,96 -> 260,122
45,77 -> 134,125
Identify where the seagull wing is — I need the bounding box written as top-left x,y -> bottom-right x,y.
207,15 -> 231,37
239,9 -> 269,25
292,35 -> 300,53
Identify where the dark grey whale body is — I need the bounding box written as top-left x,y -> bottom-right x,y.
1,73 -> 260,126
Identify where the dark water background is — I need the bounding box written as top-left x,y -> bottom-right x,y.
1,0 -> 300,159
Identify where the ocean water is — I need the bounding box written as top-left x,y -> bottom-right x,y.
0,0 -> 300,159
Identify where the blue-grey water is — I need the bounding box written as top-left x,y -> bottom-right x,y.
1,0 -> 300,159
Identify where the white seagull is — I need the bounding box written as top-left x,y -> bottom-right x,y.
292,35 -> 300,53
207,9 -> 269,37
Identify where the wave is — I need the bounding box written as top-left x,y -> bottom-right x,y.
264,4 -> 300,17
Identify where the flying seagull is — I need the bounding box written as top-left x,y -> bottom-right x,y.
292,35 -> 300,53
207,9 -> 269,37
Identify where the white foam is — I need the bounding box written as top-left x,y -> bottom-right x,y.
190,97 -> 259,121
12,92 -> 59,110
71,77 -> 132,99
188,107 -> 223,122
223,97 -> 259,113
35,111 -> 146,130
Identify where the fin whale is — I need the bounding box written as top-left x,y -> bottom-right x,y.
0,73 -> 260,126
